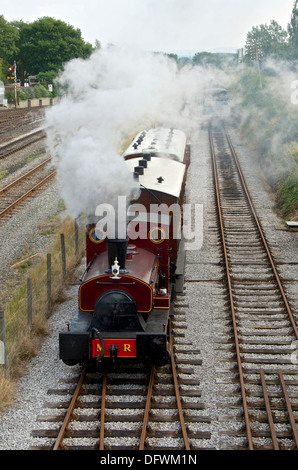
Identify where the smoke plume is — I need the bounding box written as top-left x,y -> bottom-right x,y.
45,47 -> 213,218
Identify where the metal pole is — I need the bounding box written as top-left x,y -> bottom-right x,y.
14,60 -> 17,107
61,234 -> 66,280
27,278 -> 32,326
0,308 -> 6,368
255,41 -> 263,89
47,254 -> 51,310
75,219 -> 79,256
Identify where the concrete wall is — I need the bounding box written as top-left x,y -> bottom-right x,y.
7,96 -> 59,109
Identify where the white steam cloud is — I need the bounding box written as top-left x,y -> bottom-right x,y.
230,57 -> 298,184
45,47 -> 224,218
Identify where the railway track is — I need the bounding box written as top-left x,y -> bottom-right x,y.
0,108 -> 44,141
31,317 -> 212,450
209,125 -> 298,450
0,128 -> 46,159
0,157 -> 56,219
7,121 -> 296,451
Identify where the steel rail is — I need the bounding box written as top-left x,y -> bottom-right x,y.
0,169 -> 56,219
139,366 -> 156,450
278,369 -> 298,448
0,136 -> 45,159
0,157 -> 51,195
99,369 -> 107,450
226,134 -> 298,340
260,369 -> 280,450
53,366 -> 87,450
0,129 -> 45,158
169,319 -> 191,450
209,128 -> 254,450
139,321 -> 190,450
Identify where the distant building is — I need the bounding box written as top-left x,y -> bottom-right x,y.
28,76 -> 38,86
237,48 -> 244,63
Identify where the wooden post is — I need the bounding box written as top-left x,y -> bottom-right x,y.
47,254 -> 51,310
61,234 -> 66,280
75,219 -> 79,256
27,278 -> 32,326
0,308 -> 6,367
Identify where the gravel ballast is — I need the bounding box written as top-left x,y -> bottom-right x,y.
0,118 -> 297,450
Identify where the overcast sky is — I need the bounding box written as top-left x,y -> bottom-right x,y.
1,0 -> 295,53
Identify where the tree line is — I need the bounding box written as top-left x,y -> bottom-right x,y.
245,1 -> 298,63
193,1 -> 297,67
0,16 -> 95,86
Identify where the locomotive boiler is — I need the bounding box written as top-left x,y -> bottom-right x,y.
59,127 -> 190,367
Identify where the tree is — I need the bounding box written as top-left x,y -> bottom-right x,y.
0,15 -> 19,60
193,52 -> 222,67
15,17 -> 93,79
192,51 -> 235,68
288,0 -> 298,57
245,20 -> 288,61
0,15 -> 19,80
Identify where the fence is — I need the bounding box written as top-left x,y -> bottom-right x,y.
0,217 -> 85,369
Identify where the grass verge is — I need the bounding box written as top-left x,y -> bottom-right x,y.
275,174 -> 298,220
0,214 -> 85,412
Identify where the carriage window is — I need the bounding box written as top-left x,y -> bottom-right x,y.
148,227 -> 166,244
89,227 -> 106,243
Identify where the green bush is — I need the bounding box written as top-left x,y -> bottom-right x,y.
5,83 -> 54,102
34,83 -> 51,98
232,65 -> 298,220
276,174 -> 298,219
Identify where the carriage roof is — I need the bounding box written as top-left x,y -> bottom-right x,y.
125,154 -> 185,199
122,128 -> 187,163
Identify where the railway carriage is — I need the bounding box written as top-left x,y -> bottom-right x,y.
59,128 -> 190,367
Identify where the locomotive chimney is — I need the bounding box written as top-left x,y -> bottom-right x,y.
106,236 -> 129,272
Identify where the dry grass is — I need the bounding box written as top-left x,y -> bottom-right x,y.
0,214 -> 85,410
0,372 -> 16,413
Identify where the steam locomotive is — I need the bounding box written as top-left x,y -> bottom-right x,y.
59,128 -> 190,367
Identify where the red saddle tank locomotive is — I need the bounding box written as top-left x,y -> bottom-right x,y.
59,127 -> 190,366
